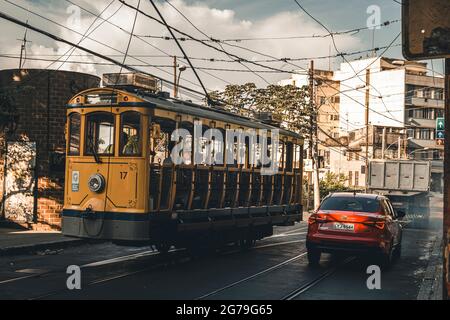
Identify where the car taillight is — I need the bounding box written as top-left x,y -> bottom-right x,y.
374,221 -> 385,230
308,215 -> 317,225
364,219 -> 386,230
308,214 -> 328,224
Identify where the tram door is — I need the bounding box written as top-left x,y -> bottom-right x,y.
105,112 -> 144,211
4,141 -> 36,223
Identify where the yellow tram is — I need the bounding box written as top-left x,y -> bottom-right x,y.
62,73 -> 304,250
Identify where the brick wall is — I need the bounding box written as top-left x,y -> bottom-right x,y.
0,69 -> 100,230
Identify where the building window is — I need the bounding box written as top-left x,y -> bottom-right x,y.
417,129 -> 431,140
348,171 -> 353,187
436,109 -> 444,118
434,89 -> 443,100
347,152 -> 353,161
407,128 -> 415,139
354,171 -> 359,187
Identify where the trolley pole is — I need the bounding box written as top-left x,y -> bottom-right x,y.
365,69 -> 370,193
173,56 -> 177,98
444,58 -> 450,299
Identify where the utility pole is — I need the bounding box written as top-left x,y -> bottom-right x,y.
364,69 -> 370,193
443,58 -> 449,300
173,56 -> 177,98
381,127 -> 386,159
309,60 -> 320,211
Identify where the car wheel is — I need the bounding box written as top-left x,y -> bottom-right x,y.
394,244 -> 402,260
307,248 -> 321,266
379,244 -> 393,269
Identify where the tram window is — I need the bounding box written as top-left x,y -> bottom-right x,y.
294,144 -> 302,169
68,113 -> 81,155
285,142 -> 293,171
85,112 -> 115,155
254,136 -> 263,168
120,112 -> 142,156
150,118 -> 176,165
206,128 -> 225,165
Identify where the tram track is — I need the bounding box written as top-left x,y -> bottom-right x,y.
4,226 -> 307,299
1,225 -> 307,288
194,251 -> 355,300
281,257 -> 355,300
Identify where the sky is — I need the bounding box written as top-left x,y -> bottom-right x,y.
0,0 -> 445,100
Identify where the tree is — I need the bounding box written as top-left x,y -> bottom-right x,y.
209,83 -> 315,137
319,172 -> 352,199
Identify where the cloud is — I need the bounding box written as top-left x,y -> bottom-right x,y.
0,0 -> 363,98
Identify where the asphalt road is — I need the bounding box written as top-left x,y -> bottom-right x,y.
0,221 -> 441,300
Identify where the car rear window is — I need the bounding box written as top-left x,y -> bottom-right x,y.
319,196 -> 380,213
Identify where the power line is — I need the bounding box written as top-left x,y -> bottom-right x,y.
4,0 -> 210,92
118,0 -> 309,76
137,19 -> 400,42
148,0 -> 211,103
293,0 -> 401,121
0,11 -> 210,99
163,0 -> 272,85
63,0 -> 232,86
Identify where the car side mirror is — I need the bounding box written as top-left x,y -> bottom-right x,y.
396,210 -> 406,219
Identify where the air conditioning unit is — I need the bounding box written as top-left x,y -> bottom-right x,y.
102,73 -> 158,92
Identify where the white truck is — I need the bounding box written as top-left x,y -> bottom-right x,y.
368,160 -> 433,228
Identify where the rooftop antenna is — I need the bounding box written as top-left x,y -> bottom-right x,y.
17,20 -> 31,69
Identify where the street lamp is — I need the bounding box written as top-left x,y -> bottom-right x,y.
382,137 -> 412,159
407,147 -> 430,159
175,65 -> 187,98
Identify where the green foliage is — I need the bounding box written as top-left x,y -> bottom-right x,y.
209,83 -> 315,137
319,172 -> 352,199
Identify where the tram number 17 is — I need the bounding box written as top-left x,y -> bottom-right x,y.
120,172 -> 128,180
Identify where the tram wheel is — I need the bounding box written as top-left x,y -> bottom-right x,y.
156,243 -> 171,254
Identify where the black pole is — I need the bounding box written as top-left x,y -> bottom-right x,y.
147,0 -> 212,105
444,58 -> 450,299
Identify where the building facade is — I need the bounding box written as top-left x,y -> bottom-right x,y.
278,69 -> 340,176
335,57 -> 445,160
0,69 -> 100,230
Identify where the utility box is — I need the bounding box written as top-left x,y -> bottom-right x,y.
368,160 -> 431,192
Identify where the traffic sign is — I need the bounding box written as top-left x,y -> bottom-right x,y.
436,117 -> 445,144
436,117 -> 445,131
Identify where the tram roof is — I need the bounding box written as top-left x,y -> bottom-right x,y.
68,87 -> 303,140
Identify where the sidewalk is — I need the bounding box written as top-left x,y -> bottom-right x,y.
417,234 -> 444,300
0,226 -> 86,256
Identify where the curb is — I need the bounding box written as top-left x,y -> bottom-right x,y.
0,238 -> 102,257
417,235 -> 443,300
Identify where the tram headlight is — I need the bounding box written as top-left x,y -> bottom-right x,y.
88,173 -> 105,193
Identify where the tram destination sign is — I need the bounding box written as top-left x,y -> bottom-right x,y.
402,0 -> 450,60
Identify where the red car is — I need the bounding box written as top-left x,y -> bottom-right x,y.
306,193 -> 404,267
